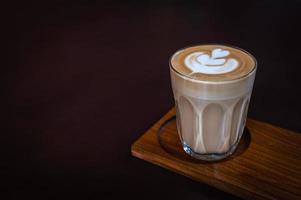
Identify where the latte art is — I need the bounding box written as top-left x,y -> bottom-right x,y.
184,48 -> 239,74
170,44 -> 256,82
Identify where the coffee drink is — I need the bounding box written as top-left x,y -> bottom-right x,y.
170,44 -> 256,161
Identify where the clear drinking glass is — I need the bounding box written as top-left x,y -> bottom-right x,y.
170,44 -> 257,161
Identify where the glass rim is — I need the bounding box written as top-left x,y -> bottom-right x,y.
169,43 -> 257,84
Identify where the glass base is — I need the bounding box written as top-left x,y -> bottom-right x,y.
182,141 -> 239,161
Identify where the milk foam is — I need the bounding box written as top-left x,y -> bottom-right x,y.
184,48 -> 239,75
170,44 -> 256,82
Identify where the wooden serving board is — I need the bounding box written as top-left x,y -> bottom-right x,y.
131,108 -> 301,200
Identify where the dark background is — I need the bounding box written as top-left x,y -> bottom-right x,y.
3,0 -> 301,199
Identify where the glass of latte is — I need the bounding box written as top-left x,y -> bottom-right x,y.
170,44 -> 257,161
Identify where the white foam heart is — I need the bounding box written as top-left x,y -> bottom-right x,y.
184,48 -> 239,75
197,54 -> 226,66
212,48 -> 230,59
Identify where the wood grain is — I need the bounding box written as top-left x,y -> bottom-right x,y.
131,108 -> 301,200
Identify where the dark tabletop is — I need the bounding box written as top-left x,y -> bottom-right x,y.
4,0 -> 301,199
